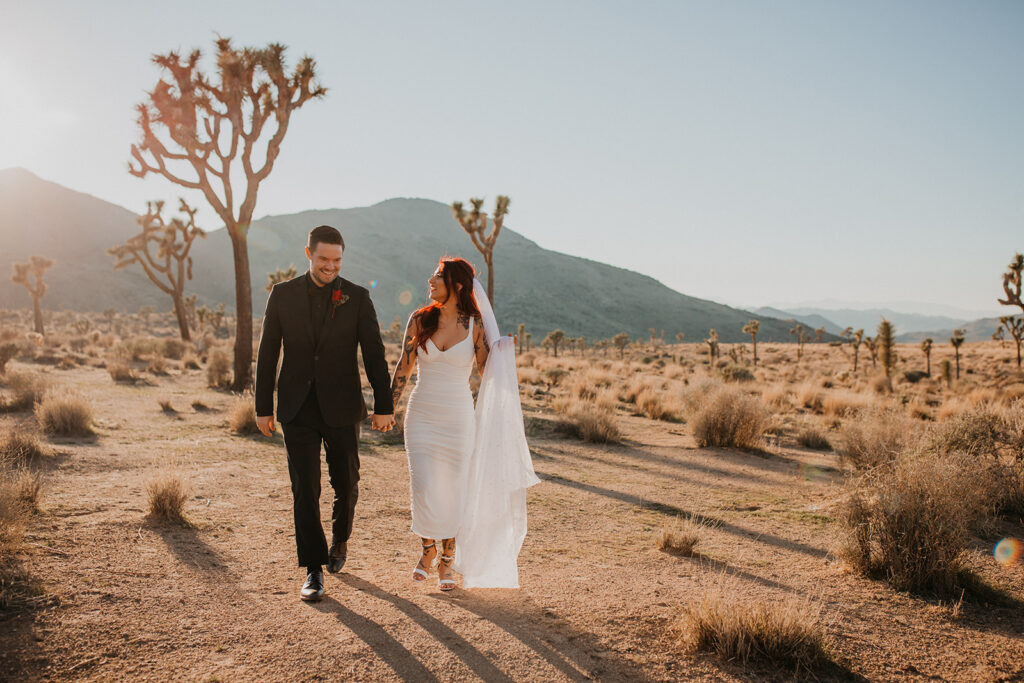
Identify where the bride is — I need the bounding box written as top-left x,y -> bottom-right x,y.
389,257 -> 539,590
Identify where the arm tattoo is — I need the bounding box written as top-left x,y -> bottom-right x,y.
472,317 -> 489,373
390,319 -> 418,408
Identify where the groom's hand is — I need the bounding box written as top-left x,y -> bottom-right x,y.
256,415 -> 275,437
371,414 -> 395,432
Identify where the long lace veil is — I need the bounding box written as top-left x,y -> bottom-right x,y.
453,279 -> 541,588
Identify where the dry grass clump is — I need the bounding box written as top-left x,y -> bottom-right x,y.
145,474 -> 190,523
0,341 -> 19,374
835,408 -> 916,470
718,364 -> 754,383
552,396 -> 622,443
0,431 -> 48,467
206,349 -> 233,389
796,383 -> 824,413
869,374 -> 893,394
161,338 -> 186,360
796,425 -> 831,451
679,377 -> 722,418
635,387 -> 682,422
821,390 -> 871,417
658,516 -> 704,556
691,388 -> 769,450
761,386 -> 791,410
0,371 -> 48,412
107,359 -> 138,383
517,366 -> 543,385
147,355 -> 169,376
34,391 -> 95,437
926,406 -> 1003,458
229,395 -> 260,435
678,579 -> 833,671
838,452 -> 1000,594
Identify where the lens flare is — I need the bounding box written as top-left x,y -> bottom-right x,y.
368,279 -> 378,289
399,290 -> 412,306
994,538 -> 1022,567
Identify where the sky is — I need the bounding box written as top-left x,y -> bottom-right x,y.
1,0 -> 1021,318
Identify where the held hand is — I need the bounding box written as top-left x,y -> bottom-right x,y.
256,415 -> 276,438
371,414 -> 396,432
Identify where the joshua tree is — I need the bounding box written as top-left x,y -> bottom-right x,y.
524,332 -> 532,352
451,196 -> 509,304
11,256 -> 54,335
998,253 -> 1024,311
742,320 -> 760,366
612,331 -> 630,359
920,338 -> 933,376
790,324 -> 811,361
877,318 -> 897,378
129,37 -> 326,390
705,329 -> 719,365
814,326 -> 825,343
842,328 -> 865,373
675,332 -> 685,345
578,335 -> 587,355
863,336 -> 878,368
940,358 -> 953,388
992,326 -> 1007,346
543,329 -> 565,357
999,316 -> 1024,368
266,264 -> 298,292
950,328 -> 965,379
517,323 -> 526,354
109,199 -> 205,341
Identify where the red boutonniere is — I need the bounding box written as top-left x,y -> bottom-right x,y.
331,284 -> 349,318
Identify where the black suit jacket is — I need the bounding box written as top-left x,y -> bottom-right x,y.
255,273 -> 394,427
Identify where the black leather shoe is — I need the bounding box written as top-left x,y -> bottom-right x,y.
300,568 -> 324,602
327,539 -> 348,574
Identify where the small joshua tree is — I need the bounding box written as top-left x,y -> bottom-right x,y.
266,264 -> 298,292
109,199 -> 205,341
950,328 -> 965,379
524,332 -> 532,352
451,196 -> 509,304
841,327 -> 865,373
863,336 -> 878,369
920,338 -> 933,376
517,323 -> 526,354
11,256 -> 54,335
999,316 -> 1024,368
742,320 -> 760,366
543,329 -> 565,357
941,358 -> 953,387
993,326 -> 1007,346
790,323 -> 811,361
877,318 -> 897,378
675,332 -> 685,345
705,329 -> 719,365
613,332 -> 630,359
814,326 -> 825,343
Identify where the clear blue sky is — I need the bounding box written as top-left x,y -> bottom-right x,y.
1,0 -> 1021,316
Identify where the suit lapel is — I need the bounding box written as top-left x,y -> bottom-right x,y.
296,273 -> 316,349
315,277 -> 349,352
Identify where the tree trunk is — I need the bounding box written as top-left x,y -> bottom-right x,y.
853,348 -> 858,373
1017,341 -> 1021,368
752,337 -> 758,366
955,350 -> 961,379
229,232 -> 254,391
172,293 -> 192,342
32,295 -> 44,335
926,353 -> 931,376
485,254 -> 495,306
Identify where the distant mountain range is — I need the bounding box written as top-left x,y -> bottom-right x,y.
1,167 -> 824,342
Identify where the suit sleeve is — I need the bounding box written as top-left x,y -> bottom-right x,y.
357,290 -> 394,416
254,286 -> 283,417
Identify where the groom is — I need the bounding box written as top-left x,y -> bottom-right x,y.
255,225 -> 395,602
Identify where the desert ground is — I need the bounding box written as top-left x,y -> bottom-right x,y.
1,311 -> 1023,682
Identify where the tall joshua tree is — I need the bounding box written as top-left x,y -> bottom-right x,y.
108,199 -> 205,341
999,316 -> 1024,368
11,256 -> 54,335
451,196 -> 509,304
920,338 -> 933,376
543,329 -> 565,357
950,328 -> 965,379
877,318 -> 897,378
129,38 -> 326,390
997,253 -> 1024,368
742,320 -> 760,366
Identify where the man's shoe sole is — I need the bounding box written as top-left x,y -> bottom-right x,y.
300,591 -> 324,602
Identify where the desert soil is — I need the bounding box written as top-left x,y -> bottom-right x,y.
1,363 -> 1023,682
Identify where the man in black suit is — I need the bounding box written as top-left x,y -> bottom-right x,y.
255,225 -> 395,602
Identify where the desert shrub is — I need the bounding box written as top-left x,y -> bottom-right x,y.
542,367 -> 567,386
181,352 -> 201,371
821,390 -> 870,417
903,370 -> 929,384
761,386 -> 791,410
161,338 -> 187,360
870,375 -> 893,394
229,395 -> 260,435
517,366 -> 543,385
796,383 -> 824,413
658,516 -> 702,556
34,391 -> 94,437
927,407 -> 1003,458
636,387 -> 681,422
838,452 -> 1001,593
158,398 -> 176,414
206,350 -> 232,389
692,388 -> 769,450
835,408 -> 915,470
146,474 -> 189,523
0,342 -> 19,375
128,336 -> 161,360
0,431 -> 48,467
679,377 -> 722,419
147,355 -> 169,376
2,470 -> 42,513
719,364 -> 754,383
678,580 -> 833,671
1,372 -> 48,412
796,425 -> 831,451
552,397 -> 622,444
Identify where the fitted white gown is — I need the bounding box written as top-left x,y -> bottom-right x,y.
403,318 -> 476,539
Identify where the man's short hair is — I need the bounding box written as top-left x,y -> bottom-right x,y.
308,225 -> 345,253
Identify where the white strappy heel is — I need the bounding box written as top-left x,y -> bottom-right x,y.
412,540 -> 436,582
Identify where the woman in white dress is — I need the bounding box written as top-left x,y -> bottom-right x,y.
390,257 -> 489,590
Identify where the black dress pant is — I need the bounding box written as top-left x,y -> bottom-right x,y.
280,389 -> 361,568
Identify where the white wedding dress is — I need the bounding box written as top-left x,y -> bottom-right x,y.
404,318 -> 477,540
403,280 -> 540,588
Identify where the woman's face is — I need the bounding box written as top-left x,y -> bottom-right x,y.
427,267 -> 447,303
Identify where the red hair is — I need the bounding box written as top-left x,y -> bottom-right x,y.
414,257 -> 480,352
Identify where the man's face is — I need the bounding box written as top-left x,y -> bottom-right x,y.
306,242 -> 343,286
